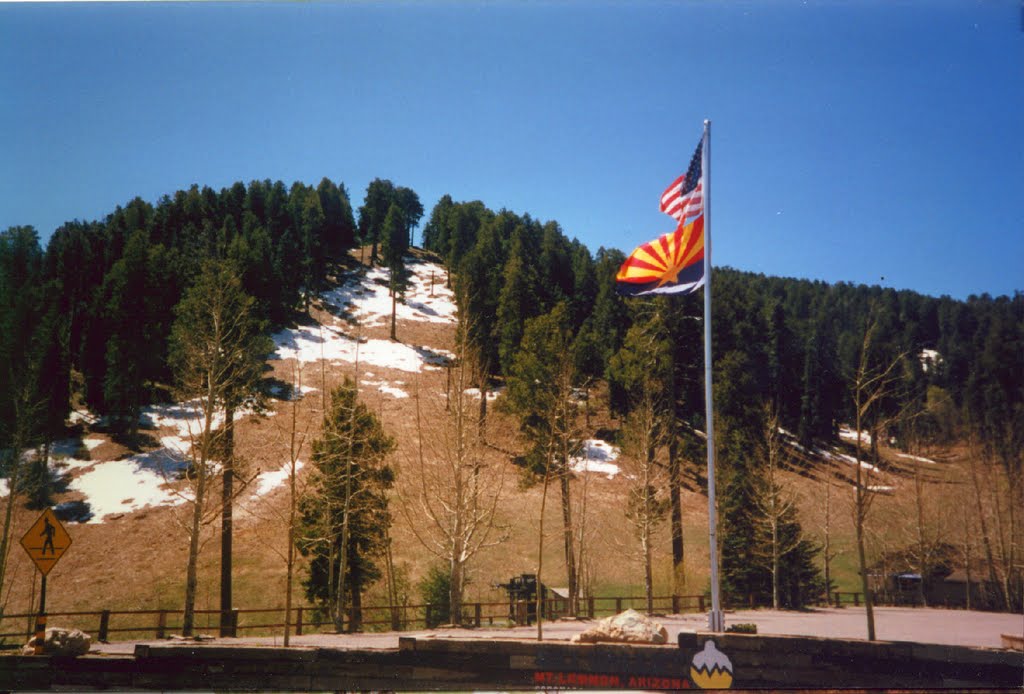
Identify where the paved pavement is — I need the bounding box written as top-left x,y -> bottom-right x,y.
92,606 -> 1023,654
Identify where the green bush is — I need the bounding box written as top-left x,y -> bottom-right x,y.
726,622 -> 757,634
419,564 -> 450,628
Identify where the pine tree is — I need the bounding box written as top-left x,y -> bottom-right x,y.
380,203 -> 409,341
298,379 -> 395,632
504,303 -> 582,616
358,178 -> 396,264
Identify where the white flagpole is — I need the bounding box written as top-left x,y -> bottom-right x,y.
702,119 -> 724,632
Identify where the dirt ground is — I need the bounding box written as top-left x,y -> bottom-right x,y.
91,606 -> 1024,654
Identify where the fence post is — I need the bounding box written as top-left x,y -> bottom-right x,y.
588,596 -> 595,618
615,597 -> 622,614
156,610 -> 167,639
425,603 -> 432,629
474,603 -> 481,628
98,610 -> 110,643
230,609 -> 239,637
296,607 -> 303,636
854,593 -> 860,607
698,595 -> 705,612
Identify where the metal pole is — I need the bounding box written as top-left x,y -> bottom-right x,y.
33,574 -> 47,654
702,119 -> 724,632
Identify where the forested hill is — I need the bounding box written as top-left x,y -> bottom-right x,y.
1,179 -> 1021,481
420,195 -> 1022,458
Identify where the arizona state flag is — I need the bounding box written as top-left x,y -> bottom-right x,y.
615,214 -> 705,296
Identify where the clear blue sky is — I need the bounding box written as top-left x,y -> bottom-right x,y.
2,1 -> 1021,300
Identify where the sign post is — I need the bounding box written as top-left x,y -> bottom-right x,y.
20,508 -> 72,654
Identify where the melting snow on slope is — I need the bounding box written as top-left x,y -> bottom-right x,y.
465,386 -> 504,401
819,448 -> 880,472
362,379 -> 409,399
67,454 -> 187,522
919,349 -> 942,373
250,460 -> 305,498
838,427 -> 872,445
272,324 -> 453,373
896,452 -> 937,465
570,440 -> 621,479
323,259 -> 456,328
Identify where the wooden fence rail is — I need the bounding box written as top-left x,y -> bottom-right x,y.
0,592 -> 860,646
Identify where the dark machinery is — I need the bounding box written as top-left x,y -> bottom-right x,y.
496,573 -> 564,625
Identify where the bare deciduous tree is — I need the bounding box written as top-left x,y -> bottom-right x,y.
169,261 -> 268,636
401,358 -> 509,626
848,314 -> 906,641
620,391 -> 669,614
751,404 -> 801,609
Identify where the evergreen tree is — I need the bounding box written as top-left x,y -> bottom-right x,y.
99,231 -> 153,437
394,186 -> 424,248
495,229 -> 540,377
298,379 -> 395,632
358,178 -> 396,264
421,194 -> 454,253
380,203 -> 409,340
504,303 -> 583,615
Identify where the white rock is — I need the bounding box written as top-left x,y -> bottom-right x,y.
23,627 -> 92,656
571,609 -> 668,644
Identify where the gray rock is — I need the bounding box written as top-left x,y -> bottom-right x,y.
572,609 -> 668,644
23,627 -> 92,656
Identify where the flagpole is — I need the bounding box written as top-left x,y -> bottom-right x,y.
702,119 -> 724,632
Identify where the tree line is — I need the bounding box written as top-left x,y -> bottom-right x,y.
0,176 -> 422,633
1,179 -> 1020,633
422,195 -> 1022,614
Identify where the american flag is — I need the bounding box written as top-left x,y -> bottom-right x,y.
660,140 -> 703,223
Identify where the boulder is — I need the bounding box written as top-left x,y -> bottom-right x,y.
23,627 -> 92,656
572,609 -> 668,645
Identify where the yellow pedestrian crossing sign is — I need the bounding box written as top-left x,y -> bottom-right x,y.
20,508 -> 72,576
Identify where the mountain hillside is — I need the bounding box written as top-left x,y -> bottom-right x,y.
0,249 -> 1004,634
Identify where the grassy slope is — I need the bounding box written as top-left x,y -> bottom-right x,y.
0,252 -> 964,635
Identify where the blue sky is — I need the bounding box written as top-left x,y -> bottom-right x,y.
2,1 -> 1021,300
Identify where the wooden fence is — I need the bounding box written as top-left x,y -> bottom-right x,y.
0,592 -> 864,647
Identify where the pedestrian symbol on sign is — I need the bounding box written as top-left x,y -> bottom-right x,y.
20,509 -> 72,576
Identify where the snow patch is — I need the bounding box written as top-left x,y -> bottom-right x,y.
251,460 -> 305,498
67,457 -> 185,522
323,259 -> 456,329
838,426 -> 872,445
919,349 -> 942,372
272,323 -> 453,373
362,379 -> 409,399
570,439 -> 621,479
896,452 -> 937,465
819,447 -> 880,472
83,438 -> 105,451
465,386 -> 504,402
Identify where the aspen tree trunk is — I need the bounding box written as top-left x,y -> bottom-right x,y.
560,464 -> 577,617
913,457 -> 928,607
961,491 -> 972,611
220,407 -> 235,635
183,398 -> 215,637
854,420 -> 875,640
966,435 -> 1002,608
823,475 -> 833,603
536,454 -> 552,641
642,450 -> 654,615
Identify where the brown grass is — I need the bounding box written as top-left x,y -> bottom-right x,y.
1,254 -> 965,637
